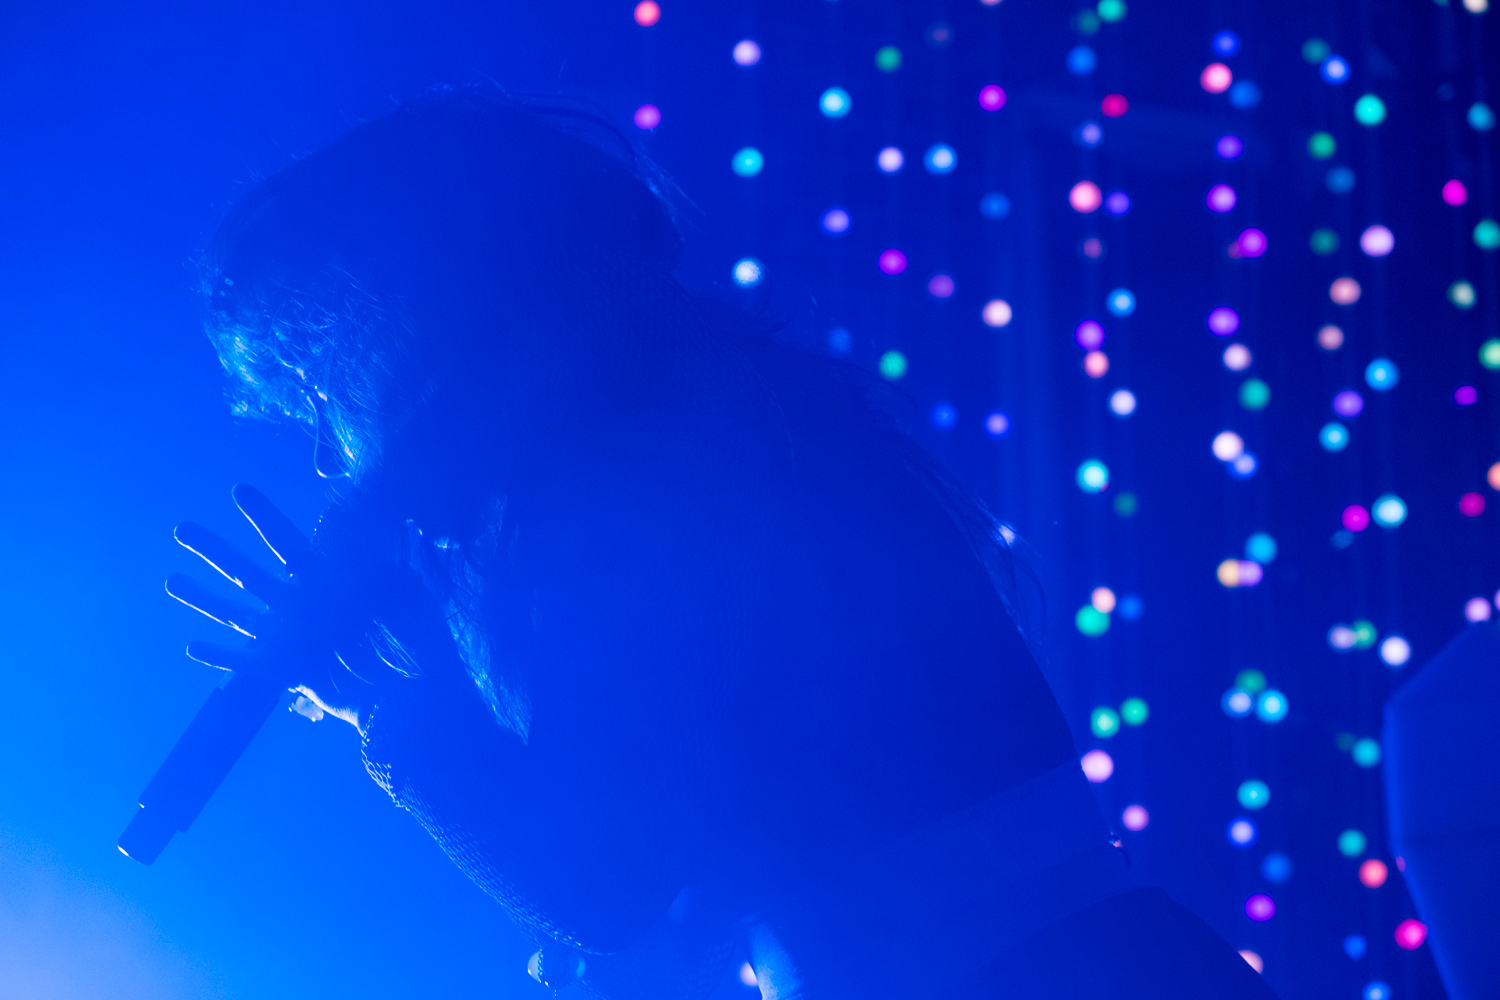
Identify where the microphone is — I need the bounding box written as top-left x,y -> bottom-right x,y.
117,669 -> 282,864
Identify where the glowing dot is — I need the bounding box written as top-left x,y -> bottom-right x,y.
1080,749 -> 1114,782
1308,131 -> 1337,159
878,350 -> 907,380
1109,389 -> 1136,416
1068,46 -> 1098,76
633,0 -> 661,26
1106,289 -> 1136,316
1354,94 -> 1388,126
1255,689 -> 1287,723
1078,123 -> 1103,147
1239,951 -> 1264,974
1076,460 -> 1109,492
931,403 -> 957,429
1353,737 -> 1383,771
1213,431 -> 1245,461
819,88 -> 851,118
1344,935 -> 1368,960
1245,894 -> 1275,921
925,21 -> 953,46
1234,559 -> 1262,586
876,147 -> 904,173
1104,191 -> 1130,215
1114,493 -> 1139,518
875,46 -> 901,72
1075,320 -> 1105,349
1320,423 -> 1349,452
1239,379 -> 1270,411
1353,620 -> 1377,649
1364,982 -> 1391,1000
1329,625 -> 1357,650
1091,587 -> 1117,613
1223,689 -> 1253,717
877,249 -> 907,275
1097,0 -> 1126,21
1311,228 -> 1340,254
1365,358 -> 1399,391
1460,491 -> 1485,516
1372,494 -> 1407,527
821,208 -> 850,234
1118,594 -> 1142,618
1342,504 -> 1370,532
1443,178 -> 1469,205
1228,818 -> 1257,845
1100,93 -> 1128,118
1303,38 -> 1332,63
1465,0 -> 1490,11
978,84 -> 1007,111
985,412 -> 1010,436
1217,559 -> 1241,587
1490,462 -> 1500,490
1213,30 -> 1241,56
1231,453 -> 1258,479
1358,225 -> 1395,258
1206,184 -> 1237,213
1122,804 -> 1149,831
733,40 -> 762,66
1262,853 -> 1293,884
980,192 -> 1011,219
1327,166 -> 1357,193
732,259 -> 763,287
1331,276 -> 1363,305
1470,101 -> 1497,130
927,274 -> 955,298
1231,228 -> 1267,258
1224,344 -> 1251,370
1481,339 -> 1500,369
1394,919 -> 1427,951
1465,596 -> 1492,621
1475,219 -> 1500,249
1201,63 -> 1233,94
1235,670 -> 1265,694
982,299 -> 1013,328
1450,281 -> 1477,308
739,963 -> 758,987
1339,829 -> 1367,857
1207,307 -> 1240,336
632,104 -> 661,130
1379,636 -> 1410,667
1318,325 -> 1345,350
1333,390 -> 1364,418
1238,779 -> 1270,810
1083,351 -> 1110,378
731,147 -> 764,177
1076,604 -> 1111,636
1070,181 -> 1103,213
1090,706 -> 1121,738
1245,533 -> 1277,563
1217,134 -> 1244,159
1120,697 -> 1148,725
1322,55 -> 1350,83
924,144 -> 956,174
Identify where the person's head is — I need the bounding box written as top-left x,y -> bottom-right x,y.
206,87 -> 684,483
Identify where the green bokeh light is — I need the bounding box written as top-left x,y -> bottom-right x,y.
1239,378 -> 1271,411
1113,492 -> 1138,517
878,350 -> 907,380
875,46 -> 902,72
1352,620 -> 1378,649
1450,281 -> 1477,308
1475,219 -> 1500,250
1337,828 -> 1367,857
1096,0 -> 1126,22
1238,779 -> 1271,810
1073,10 -> 1101,33
1352,738 -> 1382,767
1310,228 -> 1340,254
1090,706 -> 1121,738
1481,339 -> 1500,370
1235,669 -> 1267,694
1120,697 -> 1149,726
1076,605 -> 1111,637
1353,94 -> 1387,126
1302,38 -> 1331,64
1307,132 -> 1337,159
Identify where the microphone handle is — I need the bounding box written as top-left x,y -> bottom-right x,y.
118,670 -> 283,865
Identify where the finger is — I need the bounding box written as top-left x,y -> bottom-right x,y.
174,521 -> 286,603
165,573 -> 260,637
185,640 -> 255,673
232,484 -> 314,574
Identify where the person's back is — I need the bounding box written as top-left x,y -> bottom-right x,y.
180,88 -> 1277,999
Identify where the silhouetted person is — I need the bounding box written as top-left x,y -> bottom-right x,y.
172,89 -> 1277,999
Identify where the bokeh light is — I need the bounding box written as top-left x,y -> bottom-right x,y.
820,208 -> 850,234
1443,178 -> 1469,205
1245,533 -> 1277,563
1262,853 -> 1293,884
1470,101 -> 1496,130
1208,306 -> 1240,336
1236,670 -> 1266,693
984,412 -> 1010,437
1224,344 -> 1252,370
1239,379 -> 1270,411
633,0 -> 661,26
1460,491 -> 1484,516
1083,351 -> 1109,378
1109,389 -> 1137,416
1318,325 -> 1345,350
1238,779 -> 1270,810
1067,46 -> 1097,76
732,258 -> 763,286
739,962 -> 758,987
1091,586 -> 1117,614
1120,697 -> 1148,725
1080,749 -> 1114,783
1223,688 -> 1253,717
632,104 -> 661,130
1230,454 -> 1258,480
732,147 -> 764,177
1311,228 -> 1340,254
1201,63 -> 1233,93
1352,738 -> 1383,767
924,144 -> 956,174
1372,494 -> 1407,528
1465,596 -> 1492,622
878,351 -> 907,380
1490,461 -> 1500,490
1360,225 -> 1395,256
1333,390 -> 1364,417
1106,288 -> 1135,316
1303,38 -> 1332,63
1342,504 -> 1370,532
1070,181 -> 1103,213
1101,93 -> 1128,118
1245,894 -> 1275,921
1118,594 -> 1143,618
1344,935 -> 1368,960
982,299 -> 1013,328
1338,829 -> 1367,857
1076,604 -> 1110,637
1378,636 -> 1410,667
1352,620 -> 1378,649
1115,493 -> 1139,517
1074,319 -> 1105,349
1212,30 -> 1241,56
1255,689 -> 1288,723
875,45 -> 901,72
1394,919 -> 1427,951
1327,166 -> 1357,193
1076,459 -> 1109,492
1450,281 -> 1477,308
732,39 -> 762,66
1354,94 -> 1387,126
1231,228 -> 1267,258
1330,277 -> 1362,304
1475,219 -> 1500,249
930,403 -> 956,430
877,249 -> 907,275
978,85 -> 1007,111
1217,134 -> 1244,159
1359,859 -> 1388,888
1481,339 -> 1500,369
927,274 -> 954,298
1104,191 -> 1130,215
1122,804 -> 1149,831
1364,982 -> 1391,1000
1321,55 -> 1350,83
1329,625 -> 1357,650
1097,0 -> 1126,22
1228,818 -> 1257,845
1365,358 -> 1399,391
1206,184 -> 1237,212
819,87 -> 851,118
1213,431 -> 1245,461
876,147 -> 904,173
980,192 -> 1011,219
1090,706 -> 1121,738
1308,131 -> 1337,158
